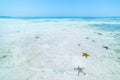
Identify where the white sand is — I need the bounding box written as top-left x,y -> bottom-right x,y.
0,19 -> 120,80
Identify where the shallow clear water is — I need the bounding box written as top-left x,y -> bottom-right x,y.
0,18 -> 120,80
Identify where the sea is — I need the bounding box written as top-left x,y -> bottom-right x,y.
0,17 -> 120,80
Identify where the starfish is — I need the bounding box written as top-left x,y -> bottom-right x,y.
74,66 -> 86,76
82,53 -> 90,58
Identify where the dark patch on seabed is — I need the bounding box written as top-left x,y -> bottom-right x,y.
114,49 -> 120,53
0,55 -> 7,59
113,48 -> 120,63
117,57 -> 120,60
116,58 -> 120,63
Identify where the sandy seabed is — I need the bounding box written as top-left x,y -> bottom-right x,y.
0,18 -> 120,80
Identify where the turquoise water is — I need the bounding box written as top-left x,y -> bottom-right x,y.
0,17 -> 120,80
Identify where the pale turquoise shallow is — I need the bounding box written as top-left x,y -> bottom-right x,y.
0,18 -> 120,80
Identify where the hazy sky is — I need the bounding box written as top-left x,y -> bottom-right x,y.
0,0 -> 120,17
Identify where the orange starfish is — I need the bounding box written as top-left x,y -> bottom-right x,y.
82,53 -> 90,58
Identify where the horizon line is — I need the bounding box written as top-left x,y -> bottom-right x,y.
0,16 -> 120,19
